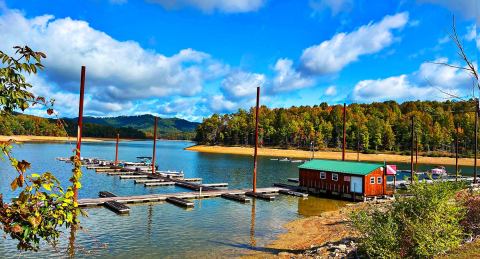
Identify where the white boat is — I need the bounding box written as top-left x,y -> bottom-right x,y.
428,166 -> 447,178
279,158 -> 290,162
270,158 -> 279,161
290,159 -> 303,163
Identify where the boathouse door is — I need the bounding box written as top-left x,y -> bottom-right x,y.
350,176 -> 363,193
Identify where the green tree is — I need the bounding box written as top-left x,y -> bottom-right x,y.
0,46 -> 82,251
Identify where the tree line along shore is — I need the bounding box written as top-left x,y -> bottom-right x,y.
194,100 -> 479,159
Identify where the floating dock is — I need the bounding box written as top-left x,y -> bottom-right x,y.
201,183 -> 228,188
97,191 -> 131,214
144,181 -> 176,187
287,178 -> 299,183
78,187 -> 288,207
166,197 -> 194,208
221,193 -> 251,203
104,201 -> 130,214
119,175 -> 149,179
279,189 -> 308,198
245,191 -> 276,201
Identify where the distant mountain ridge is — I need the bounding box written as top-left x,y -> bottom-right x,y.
0,113 -> 199,140
66,114 -> 199,137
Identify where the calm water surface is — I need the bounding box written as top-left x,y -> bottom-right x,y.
0,140 -> 348,258
1,141 -> 475,258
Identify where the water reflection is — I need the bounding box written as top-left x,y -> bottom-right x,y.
147,204 -> 153,239
298,197 -> 349,217
250,199 -> 256,247
68,224 -> 77,258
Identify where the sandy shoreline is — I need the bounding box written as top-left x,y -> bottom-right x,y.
244,203 -> 362,258
186,145 -> 476,167
0,135 -> 118,143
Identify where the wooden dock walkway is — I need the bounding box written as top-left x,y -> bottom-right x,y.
78,187 -> 287,207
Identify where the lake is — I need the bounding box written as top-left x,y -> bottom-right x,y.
0,140 -> 475,258
0,140 -> 349,258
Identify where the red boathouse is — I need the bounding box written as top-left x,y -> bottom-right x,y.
298,159 -> 392,201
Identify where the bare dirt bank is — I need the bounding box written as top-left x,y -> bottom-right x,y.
186,145 -> 476,167
244,203 -> 363,258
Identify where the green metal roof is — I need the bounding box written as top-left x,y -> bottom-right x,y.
298,159 -> 384,176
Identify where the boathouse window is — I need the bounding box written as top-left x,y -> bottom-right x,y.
320,172 -> 326,179
370,177 -> 375,184
332,173 -> 338,181
377,177 -> 382,184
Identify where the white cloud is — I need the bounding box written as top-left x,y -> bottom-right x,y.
309,0 -> 353,15
416,58 -> 471,90
438,35 -> 450,44
465,24 -> 479,48
220,70 -> 265,100
300,12 -> 409,75
0,8 -> 232,117
418,0 -> 480,22
209,94 -> 238,113
351,58 -> 472,102
409,20 -> 420,27
147,0 -> 266,13
324,85 -> 337,96
272,58 -> 314,92
352,75 -> 441,102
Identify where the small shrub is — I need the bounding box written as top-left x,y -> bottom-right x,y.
351,180 -> 466,258
457,191 -> 480,237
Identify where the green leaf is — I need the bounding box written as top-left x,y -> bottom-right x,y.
66,212 -> 73,223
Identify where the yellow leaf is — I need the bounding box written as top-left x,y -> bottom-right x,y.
42,184 -> 51,191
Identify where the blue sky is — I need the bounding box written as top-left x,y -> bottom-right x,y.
0,0 -> 478,121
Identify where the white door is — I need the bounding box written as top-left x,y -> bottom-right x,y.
350,176 -> 363,193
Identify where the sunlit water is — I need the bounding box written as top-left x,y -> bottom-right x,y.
1,141 -> 475,258
0,140 -> 350,258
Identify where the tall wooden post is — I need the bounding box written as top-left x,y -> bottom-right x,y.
114,133 -> 119,166
410,115 -> 414,184
311,141 -> 315,160
342,103 -> 346,161
475,99 -> 478,183
152,116 -> 158,174
415,135 -> 418,173
455,126 -> 459,181
74,66 -> 86,202
357,127 -> 360,161
253,87 -> 260,193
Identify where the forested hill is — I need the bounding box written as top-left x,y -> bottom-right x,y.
75,114 -> 199,136
0,114 -> 199,140
195,100 -> 478,155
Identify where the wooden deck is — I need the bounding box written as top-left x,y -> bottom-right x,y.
77,187 -> 287,207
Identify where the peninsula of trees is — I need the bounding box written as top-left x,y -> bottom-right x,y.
195,100 -> 478,156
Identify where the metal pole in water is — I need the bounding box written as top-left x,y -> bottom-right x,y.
152,116 -> 158,175
475,98 -> 478,183
455,125 -> 459,182
410,115 -> 414,184
253,87 -> 260,193
115,133 -> 119,166
415,135 -> 418,173
342,103 -> 346,161
357,127 -> 360,161
74,66 -> 86,202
